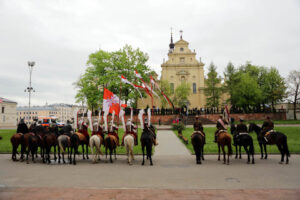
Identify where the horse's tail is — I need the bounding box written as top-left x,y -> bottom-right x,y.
228,143 -> 233,155
89,136 -> 94,155
58,137 -> 65,153
283,135 -> 290,157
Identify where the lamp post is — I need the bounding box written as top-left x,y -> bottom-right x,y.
24,61 -> 35,124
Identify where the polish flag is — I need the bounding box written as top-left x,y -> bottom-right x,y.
120,75 -> 143,98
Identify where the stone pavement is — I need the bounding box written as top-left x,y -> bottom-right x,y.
0,129 -> 299,199
155,130 -> 191,156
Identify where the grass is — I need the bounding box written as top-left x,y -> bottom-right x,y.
242,120 -> 300,125
0,128 -> 147,155
174,126 -> 300,154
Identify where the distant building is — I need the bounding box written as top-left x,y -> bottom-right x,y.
275,103 -> 300,120
0,97 -> 17,128
17,103 -> 82,124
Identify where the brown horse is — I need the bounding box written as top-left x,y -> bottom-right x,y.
74,132 -> 89,160
20,132 -> 35,163
104,134 -> 118,163
10,133 -> 23,161
216,131 -> 232,165
43,126 -> 58,164
191,132 -> 205,164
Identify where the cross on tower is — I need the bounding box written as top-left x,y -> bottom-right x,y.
180,30 -> 183,39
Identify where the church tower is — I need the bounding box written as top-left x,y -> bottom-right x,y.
161,30 -> 206,108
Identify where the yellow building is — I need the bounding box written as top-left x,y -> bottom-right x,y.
138,32 -> 228,109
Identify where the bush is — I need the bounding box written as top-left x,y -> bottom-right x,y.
172,123 -> 185,132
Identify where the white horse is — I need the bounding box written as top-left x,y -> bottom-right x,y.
124,134 -> 135,165
89,135 -> 103,163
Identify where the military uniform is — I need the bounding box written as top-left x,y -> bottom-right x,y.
122,120 -> 138,145
108,124 -> 119,146
233,119 -> 248,145
214,117 -> 228,142
192,116 -> 205,143
262,117 -> 274,141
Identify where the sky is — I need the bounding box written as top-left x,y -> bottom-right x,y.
0,0 -> 299,106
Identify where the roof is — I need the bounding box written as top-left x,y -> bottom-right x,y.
175,39 -> 189,45
17,106 -> 57,111
0,97 -> 17,104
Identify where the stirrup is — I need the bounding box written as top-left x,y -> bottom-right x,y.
264,137 -> 268,142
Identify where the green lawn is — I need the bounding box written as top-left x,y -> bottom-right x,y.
0,128 -> 146,155
242,120 -> 300,125
174,127 -> 300,154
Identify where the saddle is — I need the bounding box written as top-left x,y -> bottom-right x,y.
192,131 -> 205,138
238,132 -> 248,135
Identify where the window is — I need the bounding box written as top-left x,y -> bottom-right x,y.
1,107 -> 4,113
180,57 -> 185,63
180,48 -> 184,52
170,83 -> 174,94
193,83 -> 197,94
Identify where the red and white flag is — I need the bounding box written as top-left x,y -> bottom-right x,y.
0,99 -> 3,103
103,88 -> 121,116
223,105 -> 231,123
120,75 -> 143,98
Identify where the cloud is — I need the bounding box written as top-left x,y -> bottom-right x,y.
0,0 -> 299,106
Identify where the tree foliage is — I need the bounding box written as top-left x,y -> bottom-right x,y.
74,45 -> 151,111
205,62 -> 222,107
173,82 -> 191,107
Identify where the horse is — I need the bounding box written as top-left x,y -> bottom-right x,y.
124,134 -> 135,165
141,126 -> 153,166
191,132 -> 205,164
74,132 -> 89,160
249,123 -> 290,164
232,131 -> 255,164
57,134 -> 71,164
10,133 -> 23,161
27,134 -> 42,163
89,134 -> 103,163
43,126 -> 58,164
70,133 -> 80,165
20,132 -> 34,162
216,130 -> 232,165
104,134 -> 118,163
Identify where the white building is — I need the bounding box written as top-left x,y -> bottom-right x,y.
0,97 -> 18,128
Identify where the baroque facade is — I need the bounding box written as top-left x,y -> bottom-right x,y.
0,97 -> 17,128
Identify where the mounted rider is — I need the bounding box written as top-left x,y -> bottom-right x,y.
62,120 -> 73,137
121,119 -> 138,146
214,115 -> 228,142
262,116 -> 274,142
144,117 -> 158,146
108,122 -> 119,146
191,115 -> 206,144
79,118 -> 89,141
17,118 -> 29,135
233,118 -> 248,145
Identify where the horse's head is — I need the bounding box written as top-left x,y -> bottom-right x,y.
249,123 -> 260,134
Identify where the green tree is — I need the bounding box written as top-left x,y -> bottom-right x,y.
231,73 -> 263,113
262,67 -> 286,110
74,45 -> 151,110
173,82 -> 191,107
205,62 -> 222,107
223,62 -> 236,105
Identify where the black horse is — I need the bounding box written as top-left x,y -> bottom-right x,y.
141,125 -> 154,166
249,123 -> 290,164
70,133 -> 80,165
232,131 -> 255,164
191,133 -> 205,164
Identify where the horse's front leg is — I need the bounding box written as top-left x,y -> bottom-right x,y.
244,146 -> 250,164
86,143 -> 89,160
259,142 -> 263,159
110,149 -> 113,163
239,145 -> 242,159
114,148 -> 117,160
54,145 -> 57,161
201,145 -> 204,161
222,146 -> 226,164
235,145 -> 238,159
218,144 -> 220,161
142,145 -> 145,165
82,144 -> 85,160
277,144 -> 284,164
264,143 -> 268,159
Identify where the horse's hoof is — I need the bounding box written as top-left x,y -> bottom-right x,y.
197,161 -> 201,165
150,163 -> 153,166
141,162 -> 144,165
239,157 -> 242,159
202,158 -> 205,161
26,161 -> 29,164
252,161 -> 255,164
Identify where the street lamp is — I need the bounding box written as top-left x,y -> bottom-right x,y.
24,61 -> 35,124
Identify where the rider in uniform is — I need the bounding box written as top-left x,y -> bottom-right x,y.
62,120 -> 73,137
17,118 -> 29,135
262,116 -> 274,142
214,115 -> 228,142
233,118 -> 248,145
121,119 -> 138,146
108,122 -> 119,146
81,119 -> 89,141
144,118 -> 158,146
191,115 -> 206,144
